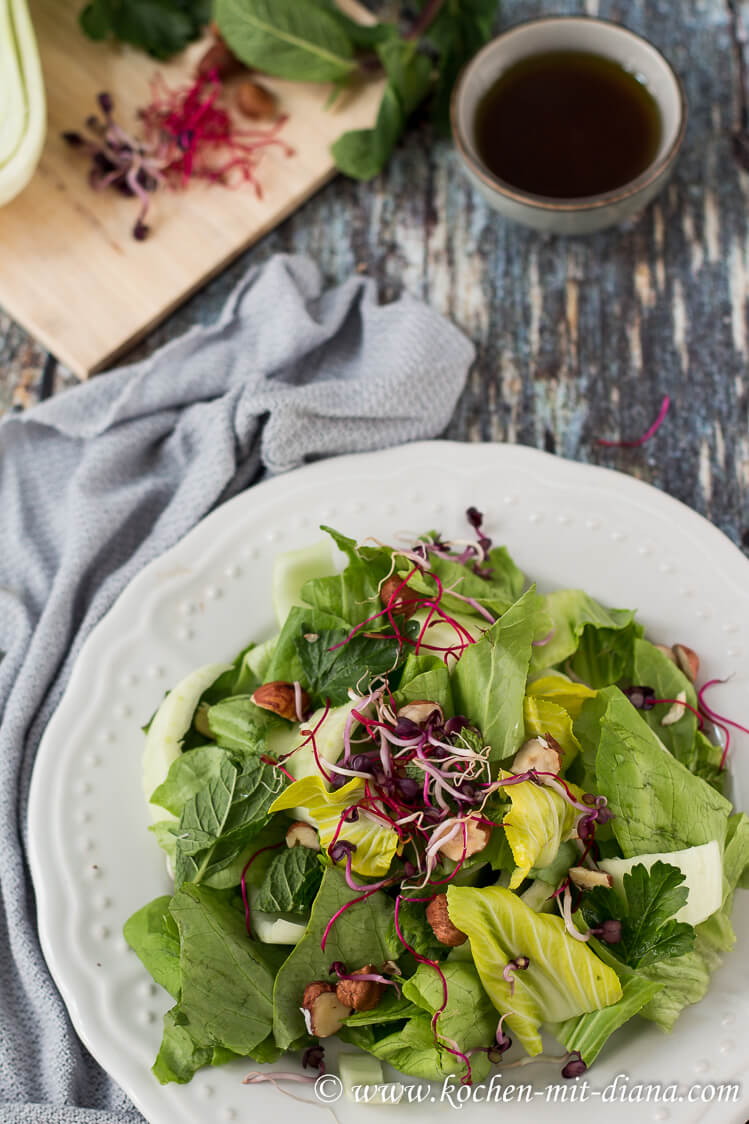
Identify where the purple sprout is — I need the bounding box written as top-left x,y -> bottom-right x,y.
561,1051 -> 587,1079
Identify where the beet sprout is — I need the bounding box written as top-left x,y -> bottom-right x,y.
240,841 -> 285,937
532,628 -> 556,647
651,696 -> 705,728
596,395 -> 671,448
320,886 -> 383,952
699,678 -> 749,768
328,962 -> 402,996
559,883 -> 591,942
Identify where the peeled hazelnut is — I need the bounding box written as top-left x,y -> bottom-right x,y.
568,866 -> 613,890
438,816 -> 492,862
196,40 -> 244,80
301,982 -> 351,1037
660,689 -> 688,726
673,644 -> 699,683
251,681 -> 309,722
335,965 -> 384,1012
511,736 -> 562,775
236,79 -> 278,120
426,893 -> 467,947
301,984 -> 350,1034
286,821 -> 320,851
380,575 -> 421,614
397,700 -> 443,727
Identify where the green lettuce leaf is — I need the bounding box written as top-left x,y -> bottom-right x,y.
594,687 -> 731,857
394,661 -> 454,716
152,1007 -> 234,1084
206,695 -> 281,754
446,884 -> 622,1055
530,590 -> 640,684
451,588 -> 541,761
626,639 -> 698,762
168,883 -> 282,1056
359,961 -> 497,1082
254,846 -> 323,915
299,525 -> 392,627
272,865 -> 398,1048
123,895 -> 181,1000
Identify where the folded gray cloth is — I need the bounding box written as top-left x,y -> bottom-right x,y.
0,253 -> 474,1124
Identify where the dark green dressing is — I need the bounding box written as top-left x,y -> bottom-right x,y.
474,50 -> 662,199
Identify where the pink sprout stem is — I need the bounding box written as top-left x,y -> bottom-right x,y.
596,395 -> 671,448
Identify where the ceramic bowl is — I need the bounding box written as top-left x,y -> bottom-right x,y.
451,17 -> 687,236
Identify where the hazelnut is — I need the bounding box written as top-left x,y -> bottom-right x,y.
251,681 -> 309,722
438,816 -> 492,862
380,575 -> 421,614
195,40 -> 244,80
426,893 -> 467,947
568,866 -> 613,890
397,700 -> 443,727
511,736 -> 562,775
335,966 -> 384,1012
673,644 -> 699,683
236,79 -> 278,120
654,643 -> 678,664
286,821 -> 320,851
301,982 -> 351,1037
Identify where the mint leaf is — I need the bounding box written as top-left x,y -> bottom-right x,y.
295,626 -> 401,707
332,38 -> 433,180
175,756 -> 286,888
215,0 -> 357,83
254,846 -> 323,914
581,861 -> 695,969
80,0 -> 210,59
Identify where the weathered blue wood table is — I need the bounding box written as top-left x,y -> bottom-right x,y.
2,0 -> 748,551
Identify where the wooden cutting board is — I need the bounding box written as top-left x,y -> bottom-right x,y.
0,0 -> 384,377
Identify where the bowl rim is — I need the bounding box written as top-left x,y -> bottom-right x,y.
450,15 -> 688,213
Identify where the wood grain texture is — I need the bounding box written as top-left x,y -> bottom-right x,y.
2,0 -> 749,554
0,0 -> 383,377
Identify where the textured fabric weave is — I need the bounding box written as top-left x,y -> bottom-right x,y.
0,254 -> 474,1123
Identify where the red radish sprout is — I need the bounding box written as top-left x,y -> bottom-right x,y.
651,697 -> 705,728
502,955 -> 530,996
596,395 -> 671,448
532,628 -> 556,647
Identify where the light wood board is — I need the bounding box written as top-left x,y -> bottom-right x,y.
0,0 -> 383,377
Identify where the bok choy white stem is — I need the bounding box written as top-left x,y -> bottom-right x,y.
0,0 -> 45,205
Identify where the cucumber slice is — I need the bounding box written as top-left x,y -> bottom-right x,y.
339,1054 -> 404,1105
142,662 -> 230,821
598,840 -> 723,927
272,539 -> 335,627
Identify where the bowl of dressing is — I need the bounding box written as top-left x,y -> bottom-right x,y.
451,17 -> 686,235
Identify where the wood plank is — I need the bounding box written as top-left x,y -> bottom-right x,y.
0,0 -> 383,377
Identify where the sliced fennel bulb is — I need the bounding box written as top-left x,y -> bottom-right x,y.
0,0 -> 45,205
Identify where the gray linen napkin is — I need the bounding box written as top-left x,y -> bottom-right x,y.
0,253 -> 474,1124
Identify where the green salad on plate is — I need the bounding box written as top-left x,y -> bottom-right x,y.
124,509 -> 749,1092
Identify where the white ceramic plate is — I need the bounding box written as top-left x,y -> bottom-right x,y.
28,442 -> 749,1124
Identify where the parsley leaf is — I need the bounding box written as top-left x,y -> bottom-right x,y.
295,626 -> 401,707
581,861 -> 696,969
